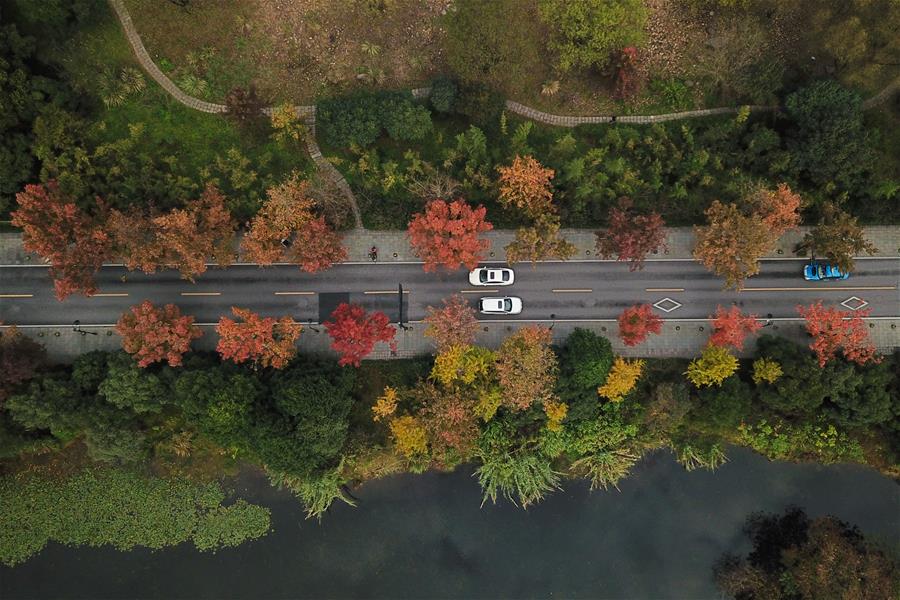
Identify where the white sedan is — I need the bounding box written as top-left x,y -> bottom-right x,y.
468,267 -> 515,286
479,297 -> 523,315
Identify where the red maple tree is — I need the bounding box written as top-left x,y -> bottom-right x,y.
614,46 -> 641,100
618,304 -> 663,346
708,305 -> 762,350
115,301 -> 203,367
0,325 -> 46,404
797,302 -> 879,367
324,303 -> 397,367
595,197 -> 667,271
423,294 -> 480,351
216,307 -> 302,369
292,216 -> 347,272
407,199 -> 492,272
11,182 -> 111,300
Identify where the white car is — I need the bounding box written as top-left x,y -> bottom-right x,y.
469,267 -> 515,286
479,296 -> 523,315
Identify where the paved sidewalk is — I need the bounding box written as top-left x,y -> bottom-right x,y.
3,226 -> 899,266
12,316 -> 899,364
341,226 -> 900,263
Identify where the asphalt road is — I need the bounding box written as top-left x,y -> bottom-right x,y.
1,258 -> 898,326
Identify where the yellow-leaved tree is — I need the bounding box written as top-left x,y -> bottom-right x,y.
597,357 -> 645,402
752,358 -> 783,385
685,344 -> 738,387
269,102 -> 307,145
543,400 -> 569,432
389,416 -> 428,460
372,386 -> 399,421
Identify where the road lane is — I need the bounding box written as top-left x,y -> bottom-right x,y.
1,258 -> 897,326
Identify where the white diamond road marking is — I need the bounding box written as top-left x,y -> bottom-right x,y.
653,297 -> 683,313
840,296 -> 869,311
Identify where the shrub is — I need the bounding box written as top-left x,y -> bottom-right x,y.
538,0 -> 647,72
317,91 -> 433,147
383,101 -> 433,142
475,448 -> 560,508
453,82 -> 505,127
784,80 -> 873,190
430,78 -> 458,113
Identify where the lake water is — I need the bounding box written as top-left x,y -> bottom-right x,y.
2,447 -> 898,599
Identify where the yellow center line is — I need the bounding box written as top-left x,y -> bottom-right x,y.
741,286 -> 896,292
274,291 -> 315,296
180,292 -> 221,296
646,288 -> 685,292
552,288 -> 593,293
93,293 -> 129,297
460,289 -> 497,294
0,294 -> 33,298
364,290 -> 410,295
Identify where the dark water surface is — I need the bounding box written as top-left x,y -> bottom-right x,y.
2,447 -> 899,600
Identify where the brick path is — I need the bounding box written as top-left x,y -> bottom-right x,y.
9,315 -> 898,364
504,101 -> 776,127
339,226 -> 900,264
3,225 -> 899,266
303,114 -> 363,228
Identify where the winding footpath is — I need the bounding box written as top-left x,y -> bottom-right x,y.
108,0 -> 900,230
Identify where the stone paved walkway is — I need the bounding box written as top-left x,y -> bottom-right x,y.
11,314 -> 899,364
339,226 -> 900,264
3,225 -> 899,266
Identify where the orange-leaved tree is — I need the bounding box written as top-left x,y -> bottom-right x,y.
110,185 -> 236,279
324,303 -> 397,367
750,183 -> 803,238
708,305 -> 762,350
407,198 -> 492,272
153,185 -> 236,279
241,177 -> 316,264
694,185 -> 802,289
423,294 -> 480,351
495,325 -> 558,411
216,307 -> 302,369
618,304 -> 663,346
116,301 -> 202,367
797,302 -> 878,367
241,177 -> 346,271
496,155 -> 555,218
107,207 -> 166,274
693,200 -> 772,290
11,181 -> 111,300
595,197 -> 667,271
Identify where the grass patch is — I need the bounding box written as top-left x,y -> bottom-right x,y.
24,0 -> 310,216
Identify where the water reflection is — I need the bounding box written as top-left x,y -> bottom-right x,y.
2,447 -> 898,599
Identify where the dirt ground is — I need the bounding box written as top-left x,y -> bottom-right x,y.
126,0 -> 450,103
123,0 -> 896,111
